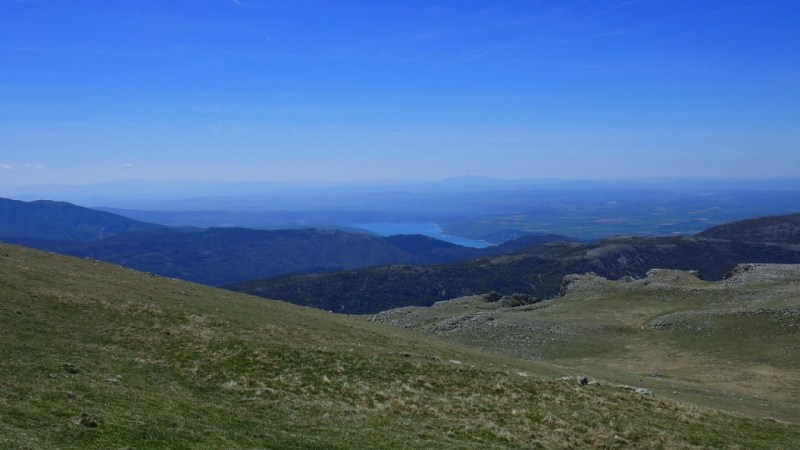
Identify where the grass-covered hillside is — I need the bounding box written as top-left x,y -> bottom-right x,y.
2,243 -> 799,448
371,265 -> 800,424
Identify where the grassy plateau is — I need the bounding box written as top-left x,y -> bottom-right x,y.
371,266 -> 800,426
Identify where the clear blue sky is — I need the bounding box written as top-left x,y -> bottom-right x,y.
1,0 -> 799,185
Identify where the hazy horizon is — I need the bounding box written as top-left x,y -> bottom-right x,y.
2,0 -> 799,186
4,175 -> 800,204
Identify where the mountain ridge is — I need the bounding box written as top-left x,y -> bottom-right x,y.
2,197 -> 581,286
0,197 -> 163,242
229,214 -> 800,314
698,212 -> 800,244
7,227 -> 473,286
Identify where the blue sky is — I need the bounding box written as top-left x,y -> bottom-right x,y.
1,0 -> 799,185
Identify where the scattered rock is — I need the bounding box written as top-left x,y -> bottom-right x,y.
398,352 -> 412,358
648,371 -> 663,378
49,373 -> 59,379
613,435 -> 629,444
618,384 -> 655,396
63,363 -> 80,374
635,387 -> 654,396
76,412 -> 100,428
723,263 -> 800,285
499,294 -> 539,308
560,275 -> 583,296
559,375 -> 593,386
482,292 -> 502,303
560,273 -> 607,296
724,263 -> 756,280
448,359 -> 463,365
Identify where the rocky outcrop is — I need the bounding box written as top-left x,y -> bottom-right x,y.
559,272 -> 608,297
723,263 -> 800,285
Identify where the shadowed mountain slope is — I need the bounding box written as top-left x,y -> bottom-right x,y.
229,214 -> 800,314
4,197 -> 577,287
229,237 -> 800,314
0,197 -> 162,242
9,227 -> 483,286
698,212 -> 800,244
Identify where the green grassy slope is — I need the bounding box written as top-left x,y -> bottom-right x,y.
371,266 -> 800,424
2,244 -> 799,448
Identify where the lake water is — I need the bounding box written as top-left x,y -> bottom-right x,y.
353,222 -> 491,249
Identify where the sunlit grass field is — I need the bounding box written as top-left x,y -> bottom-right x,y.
2,244 -> 798,448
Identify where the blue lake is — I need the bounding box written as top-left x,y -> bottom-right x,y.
353,222 -> 491,249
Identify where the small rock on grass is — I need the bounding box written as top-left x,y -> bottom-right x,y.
618,384 -> 655,397
635,387 -> 654,396
558,375 -> 594,386
76,412 -> 100,428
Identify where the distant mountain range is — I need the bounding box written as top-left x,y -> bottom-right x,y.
0,197 -> 162,242
228,214 -> 800,314
8,178 -> 800,240
0,197 -> 573,286
12,228 -> 479,286
5,196 -> 800,315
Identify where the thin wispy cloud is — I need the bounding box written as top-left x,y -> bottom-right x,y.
596,0 -> 644,16
26,163 -> 45,169
0,164 -> 12,170
451,50 -> 494,65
